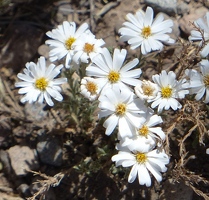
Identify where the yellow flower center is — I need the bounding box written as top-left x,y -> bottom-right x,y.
203,74 -> 209,87
141,83 -> 154,96
108,71 -> 120,83
138,125 -> 149,137
35,77 -> 48,91
141,26 -> 151,38
161,86 -> 172,98
136,152 -> 147,164
86,81 -> 97,95
115,103 -> 126,116
65,37 -> 76,50
83,43 -> 94,54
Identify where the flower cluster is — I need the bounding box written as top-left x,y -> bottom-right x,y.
45,21 -> 105,68
15,21 -> 105,106
14,6 -> 209,188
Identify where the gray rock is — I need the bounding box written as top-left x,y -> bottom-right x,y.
0,150 -> 12,175
144,0 -> 177,15
179,7 -> 209,36
0,193 -> 24,200
24,103 -> 48,122
0,24 -> 43,73
158,13 -> 180,40
38,44 -> 50,59
7,146 -> 39,176
0,172 -> 12,191
55,12 -> 65,23
17,183 -> 31,197
171,19 -> 180,40
37,139 -> 63,167
177,2 -> 189,15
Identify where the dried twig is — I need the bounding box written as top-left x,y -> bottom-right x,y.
95,0 -> 121,20
27,171 -> 64,200
90,0 -> 95,32
189,184 -> 209,200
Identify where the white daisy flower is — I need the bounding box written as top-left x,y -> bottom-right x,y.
119,135 -> 156,155
120,134 -> 156,152
112,143 -> 169,187
136,110 -> 165,140
122,109 -> 165,148
189,12 -> 209,57
134,80 -> 159,100
73,32 -> 105,64
150,70 -> 189,113
184,59 -> 209,103
80,77 -> 101,101
119,6 -> 174,55
98,88 -> 146,138
184,69 -> 203,99
45,21 -> 89,68
86,48 -> 142,93
15,56 -> 67,106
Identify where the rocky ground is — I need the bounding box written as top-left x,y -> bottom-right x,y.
0,0 -> 209,199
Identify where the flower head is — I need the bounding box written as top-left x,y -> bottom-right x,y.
119,135 -> 156,154
86,48 -> 142,93
150,70 -> 189,112
80,77 -> 102,101
15,56 -> 67,106
73,32 -> 105,64
121,109 -> 165,148
135,80 -> 159,100
137,110 -> 165,140
112,143 -> 169,187
98,88 -> 146,138
185,59 -> 209,103
45,21 -> 89,68
119,6 -> 174,55
189,12 -> 209,57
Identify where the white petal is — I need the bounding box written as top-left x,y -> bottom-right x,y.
128,164 -> 138,183
44,92 -> 54,106
120,58 -> 139,72
201,43 -> 209,57
137,164 -> 151,186
144,7 -> 153,26
103,114 -> 119,135
146,161 -> 162,183
102,48 -> 113,70
46,87 -> 63,101
15,81 -> 33,88
113,49 -> 127,71
17,73 -> 34,82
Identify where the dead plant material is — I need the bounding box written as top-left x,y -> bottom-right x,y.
168,99 -> 209,199
173,156 -> 209,200
27,170 -> 64,200
95,0 -> 121,20
175,39 -> 201,79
